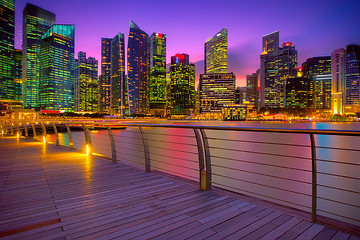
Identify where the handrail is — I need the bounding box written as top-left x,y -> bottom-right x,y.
2,119 -> 360,227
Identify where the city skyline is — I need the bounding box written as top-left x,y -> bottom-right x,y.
12,0 -> 360,87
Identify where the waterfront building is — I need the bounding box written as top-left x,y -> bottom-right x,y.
74,51 -> 98,112
165,63 -> 171,117
235,87 -> 247,104
170,53 -> 195,116
127,21 -> 149,116
150,33 -> 166,117
39,24 -> 74,111
222,104 -> 247,120
302,56 -> 332,109
14,49 -> 22,101
23,3 -> 55,109
99,38 -> 112,113
111,33 -> 127,116
199,73 -> 235,115
331,45 -> 360,114
260,31 -> 297,108
0,0 -> 15,100
285,77 -> 309,109
246,73 -> 258,107
204,28 -> 228,74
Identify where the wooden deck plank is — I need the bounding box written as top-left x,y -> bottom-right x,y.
0,136 -> 357,240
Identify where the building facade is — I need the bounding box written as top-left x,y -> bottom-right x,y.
23,3 -> 55,109
127,21 -> 149,116
260,31 -> 297,108
99,38 -> 112,113
111,33 -> 127,116
149,33 -> 166,116
14,49 -> 22,101
204,28 -> 228,74
302,56 -> 331,109
0,0 -> 15,100
39,24 -> 74,111
199,73 -> 235,114
170,54 -> 195,116
246,73 -> 258,107
345,45 -> 360,108
285,77 -> 309,109
74,51 -> 98,112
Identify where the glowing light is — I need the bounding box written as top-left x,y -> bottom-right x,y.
86,144 -> 90,155
17,132 -> 20,138
43,136 -> 46,144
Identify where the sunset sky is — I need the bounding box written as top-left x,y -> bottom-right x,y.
14,0 -> 360,86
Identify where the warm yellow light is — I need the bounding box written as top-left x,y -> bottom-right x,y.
17,132 -> 20,138
86,144 -> 90,155
43,136 -> 46,144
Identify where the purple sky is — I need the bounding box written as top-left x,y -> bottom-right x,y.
15,0 -> 360,86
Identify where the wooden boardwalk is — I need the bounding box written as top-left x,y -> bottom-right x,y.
0,136 -> 358,240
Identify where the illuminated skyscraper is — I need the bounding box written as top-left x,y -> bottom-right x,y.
285,77 -> 309,109
127,21 -> 149,116
39,24 -> 74,111
0,0 -> 15,100
14,49 -> 22,101
23,3 -> 55,109
74,51 -> 98,112
246,73 -> 258,107
150,33 -> 166,116
260,31 -> 297,108
199,73 -> 235,114
331,48 -> 346,114
204,28 -> 228,74
99,38 -> 112,113
170,53 -> 195,116
111,33 -> 127,116
344,45 -> 360,108
302,56 -> 331,109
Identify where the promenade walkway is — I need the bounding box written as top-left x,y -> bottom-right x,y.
0,136 -> 358,239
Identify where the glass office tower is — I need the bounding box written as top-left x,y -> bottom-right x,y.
127,21 -> 149,116
170,53 -> 195,116
111,33 -> 127,116
204,28 -> 228,74
74,51 -> 98,112
23,3 -> 55,109
14,49 -> 22,101
39,24 -> 74,111
99,38 -> 112,113
0,0 -> 15,100
150,33 -> 166,116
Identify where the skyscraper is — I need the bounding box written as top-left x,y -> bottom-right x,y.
149,33 -> 166,116
170,53 -> 195,116
99,38 -> 112,113
246,73 -> 258,107
199,73 -> 235,115
285,77 -> 309,109
39,24 -> 74,111
23,3 -> 55,109
74,51 -> 98,112
302,56 -> 332,109
14,49 -> 22,101
331,48 -> 346,115
204,28 -> 228,74
0,0 -> 15,100
127,21 -> 149,116
111,33 -> 127,116
260,31 -> 297,108
344,45 -> 360,107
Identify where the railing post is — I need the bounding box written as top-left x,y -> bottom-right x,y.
106,125 -> 117,162
199,129 -> 212,190
65,123 -> 73,148
31,123 -> 37,139
24,122 -> 28,137
310,133 -> 317,223
40,122 -> 47,143
52,123 -> 59,146
138,126 -> 150,172
82,124 -> 92,154
193,128 -> 207,190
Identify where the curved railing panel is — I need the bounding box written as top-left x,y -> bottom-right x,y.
90,130 -> 111,158
143,127 -> 199,181
58,132 -> 70,147
72,131 -> 86,152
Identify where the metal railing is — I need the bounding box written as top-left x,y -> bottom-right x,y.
1,119 -> 359,228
